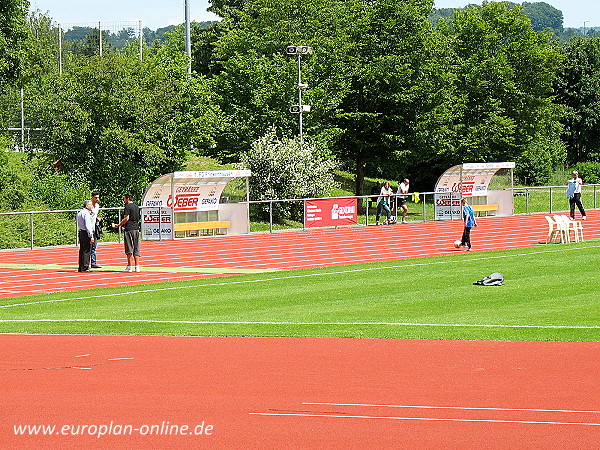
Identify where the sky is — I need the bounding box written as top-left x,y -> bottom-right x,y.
29,0 -> 598,30
433,0 -> 599,28
29,0 -> 218,30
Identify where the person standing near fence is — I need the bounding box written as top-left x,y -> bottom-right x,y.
566,170 -> 586,220
76,200 -> 95,272
90,191 -> 103,268
376,181 -> 393,225
111,193 -> 141,272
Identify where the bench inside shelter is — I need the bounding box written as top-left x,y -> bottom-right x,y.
173,220 -> 231,237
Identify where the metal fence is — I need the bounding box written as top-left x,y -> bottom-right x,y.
0,184 -> 598,249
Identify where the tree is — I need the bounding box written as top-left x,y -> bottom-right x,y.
554,37 -> 600,164
28,50 -> 224,206
199,0 -> 447,193
435,2 -> 565,180
0,0 -> 30,86
521,2 -> 563,32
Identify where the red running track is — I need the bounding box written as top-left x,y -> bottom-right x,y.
2,213 -> 600,448
3,335 -> 600,449
0,212 -> 599,298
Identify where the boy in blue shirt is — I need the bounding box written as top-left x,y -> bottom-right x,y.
460,197 -> 477,251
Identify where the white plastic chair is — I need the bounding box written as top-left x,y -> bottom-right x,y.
553,215 -> 570,243
545,216 -> 563,243
560,214 -> 584,243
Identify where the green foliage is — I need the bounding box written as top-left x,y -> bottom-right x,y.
28,50 -> 224,207
521,2 -> 563,32
515,147 -> 553,185
573,162 -> 600,184
240,128 -> 335,219
0,0 -> 30,86
555,37 -> 600,164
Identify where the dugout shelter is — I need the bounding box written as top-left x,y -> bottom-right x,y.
434,162 -> 515,220
141,170 -> 251,239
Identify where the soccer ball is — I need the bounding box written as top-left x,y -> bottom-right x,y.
453,240 -> 462,248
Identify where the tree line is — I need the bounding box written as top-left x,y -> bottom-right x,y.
2,0 -> 600,212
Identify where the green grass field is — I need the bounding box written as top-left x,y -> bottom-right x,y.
1,243 -> 599,342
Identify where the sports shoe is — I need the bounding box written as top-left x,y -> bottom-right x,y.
582,216 -> 587,220
91,265 -> 102,269
123,266 -> 132,272
135,266 -> 141,272
401,219 -> 407,224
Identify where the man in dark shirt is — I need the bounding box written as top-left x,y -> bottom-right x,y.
111,193 -> 141,272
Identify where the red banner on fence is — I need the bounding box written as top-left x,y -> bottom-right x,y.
305,198 -> 358,228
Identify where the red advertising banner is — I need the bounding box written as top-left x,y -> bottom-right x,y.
305,198 -> 358,228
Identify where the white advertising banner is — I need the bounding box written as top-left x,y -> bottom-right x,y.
141,207 -> 173,240
142,184 -> 227,212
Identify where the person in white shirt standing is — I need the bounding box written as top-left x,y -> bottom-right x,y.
566,171 -> 586,220
76,200 -> 95,272
90,191 -> 103,268
398,178 -> 410,224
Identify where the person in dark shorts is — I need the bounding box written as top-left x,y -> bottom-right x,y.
112,193 -> 141,272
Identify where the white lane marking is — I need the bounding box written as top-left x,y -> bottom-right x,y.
302,402 -> 600,414
0,319 -> 598,329
248,412 -> 600,426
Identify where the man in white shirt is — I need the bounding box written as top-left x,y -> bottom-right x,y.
566,171 -> 586,220
76,200 -> 95,272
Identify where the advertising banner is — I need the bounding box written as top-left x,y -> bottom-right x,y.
142,184 -> 227,212
305,198 -> 358,228
434,193 -> 462,220
141,207 -> 173,240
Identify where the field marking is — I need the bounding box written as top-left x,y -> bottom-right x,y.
0,318 -> 598,329
302,402 -> 600,414
0,263 -> 278,274
248,412 -> 600,426
0,244 -> 597,312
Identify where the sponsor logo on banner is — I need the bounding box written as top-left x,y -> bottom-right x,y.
141,207 -> 173,239
434,194 -> 462,220
305,198 -> 357,227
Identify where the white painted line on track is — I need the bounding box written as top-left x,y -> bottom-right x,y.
248,412 -> 600,426
302,402 -> 600,414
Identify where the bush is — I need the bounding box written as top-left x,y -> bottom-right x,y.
515,148 -> 553,186
573,162 -> 600,184
240,129 -> 336,221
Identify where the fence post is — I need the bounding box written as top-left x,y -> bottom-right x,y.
303,199 -> 306,230
269,201 -> 273,233
549,187 -> 553,214
365,197 -> 369,226
29,213 -> 34,249
422,193 -> 427,222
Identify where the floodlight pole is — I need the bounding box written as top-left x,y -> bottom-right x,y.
185,0 -> 191,75
287,45 -> 312,146
297,53 -> 304,145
